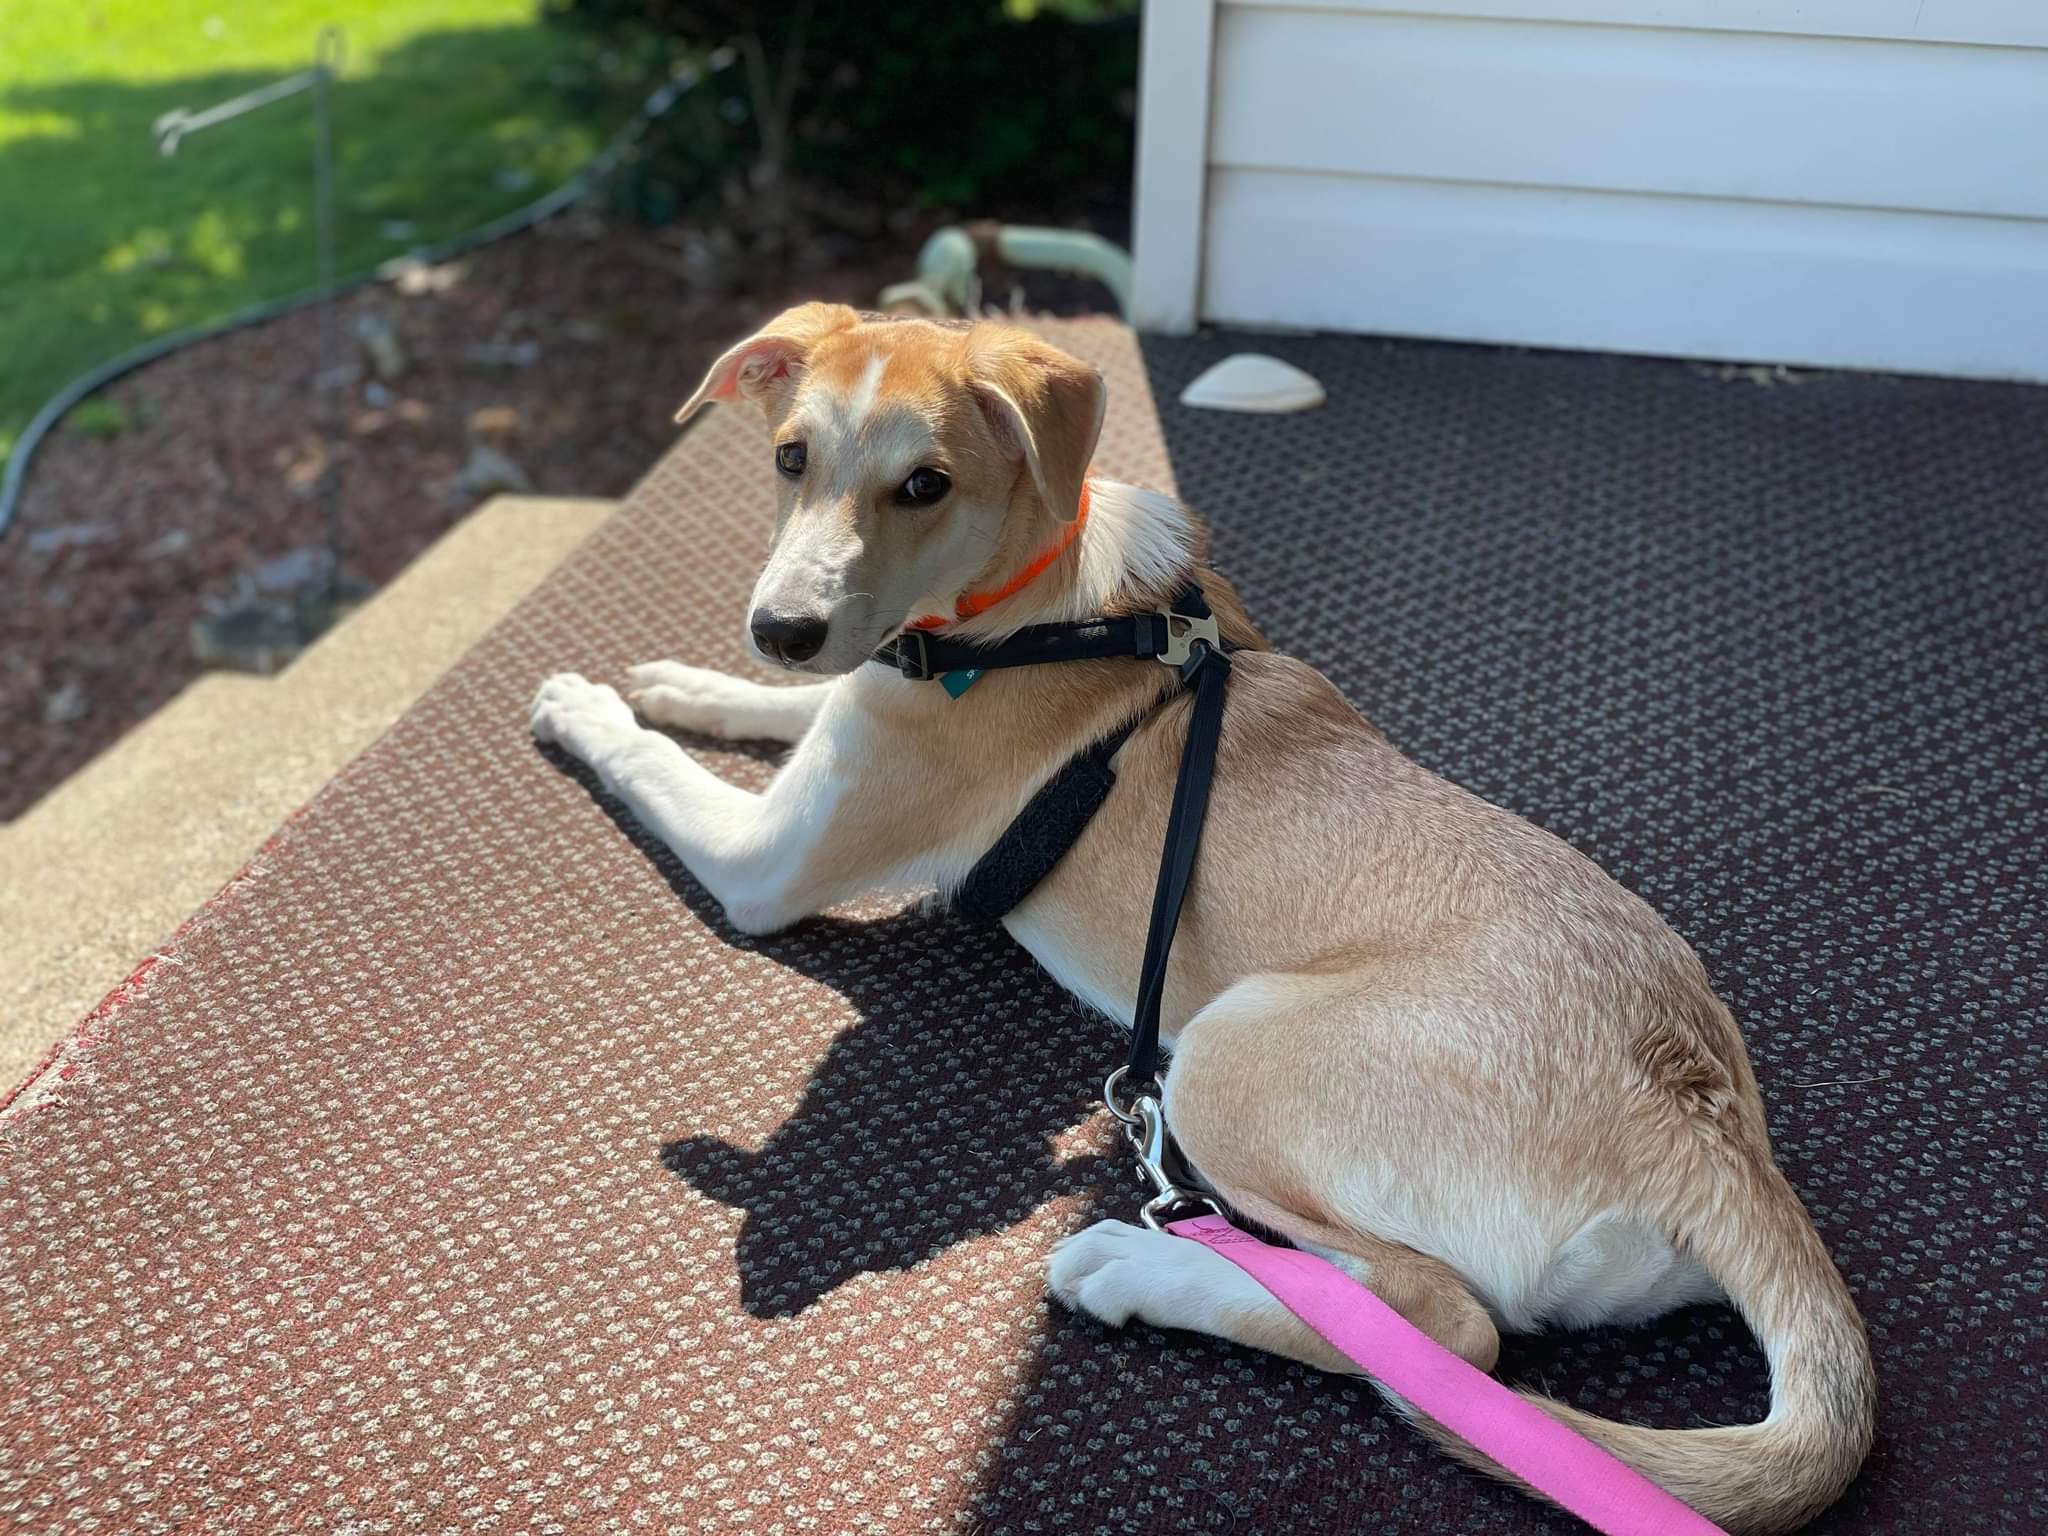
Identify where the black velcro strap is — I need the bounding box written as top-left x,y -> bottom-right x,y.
953,724 -> 1137,921
1126,642 -> 1231,1086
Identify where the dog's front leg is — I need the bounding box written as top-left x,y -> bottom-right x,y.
531,671 -> 850,934
623,661 -> 830,744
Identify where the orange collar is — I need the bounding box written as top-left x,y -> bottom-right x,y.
907,480 -> 1090,633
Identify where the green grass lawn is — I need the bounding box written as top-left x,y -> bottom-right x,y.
0,1 -> 619,466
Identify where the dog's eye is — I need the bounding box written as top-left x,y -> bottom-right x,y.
775,441 -> 806,477
896,467 -> 950,507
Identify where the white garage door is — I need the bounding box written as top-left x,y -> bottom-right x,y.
1132,0 -> 2048,381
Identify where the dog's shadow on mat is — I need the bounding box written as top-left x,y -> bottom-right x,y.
544,745 -> 1791,1529
544,743 -> 1124,1319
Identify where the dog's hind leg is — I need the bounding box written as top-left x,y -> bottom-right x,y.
1051,966 -> 1500,1374
626,661 -> 833,743
1050,1217 -> 1498,1374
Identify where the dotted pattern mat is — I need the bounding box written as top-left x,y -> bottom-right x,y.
3,319 -> 2042,1533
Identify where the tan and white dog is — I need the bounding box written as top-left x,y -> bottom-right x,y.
530,304 -> 1874,1533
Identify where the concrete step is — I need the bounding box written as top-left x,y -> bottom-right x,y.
1,494 -> 612,1094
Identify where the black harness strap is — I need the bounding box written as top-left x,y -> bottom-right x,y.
879,581 -> 1231,1090
876,612 -> 1172,681
1125,641 -> 1229,1086
952,719 -> 1139,922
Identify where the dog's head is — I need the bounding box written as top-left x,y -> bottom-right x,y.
677,304 -> 1105,674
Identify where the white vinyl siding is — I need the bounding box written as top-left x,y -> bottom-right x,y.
1137,0 -> 2048,380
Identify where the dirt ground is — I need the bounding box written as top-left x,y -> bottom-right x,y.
0,207 -> 1119,821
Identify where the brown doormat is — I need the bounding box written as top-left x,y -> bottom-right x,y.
4,318 -> 2043,1534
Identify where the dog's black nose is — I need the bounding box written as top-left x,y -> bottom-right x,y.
750,609 -> 828,666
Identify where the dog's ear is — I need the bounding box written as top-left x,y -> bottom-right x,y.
966,329 -> 1106,523
675,302 -> 860,424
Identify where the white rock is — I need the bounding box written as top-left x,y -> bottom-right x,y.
1179,353 -> 1326,414
352,310 -> 407,380
141,529 -> 193,560
251,546 -> 336,594
456,443 -> 532,499
27,523 -> 116,556
463,338 -> 542,370
42,681 -> 88,725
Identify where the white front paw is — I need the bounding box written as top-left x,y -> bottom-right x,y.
1048,1218 -> 1179,1328
530,672 -> 638,760
624,661 -> 745,737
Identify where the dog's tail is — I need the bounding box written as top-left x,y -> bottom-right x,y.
1419,1152 -> 1875,1534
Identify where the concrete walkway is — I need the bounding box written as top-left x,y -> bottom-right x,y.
0,494 -> 611,1094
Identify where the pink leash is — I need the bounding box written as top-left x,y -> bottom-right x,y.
1166,1214 -> 1729,1536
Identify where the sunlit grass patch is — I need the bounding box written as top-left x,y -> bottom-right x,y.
0,0 -> 627,468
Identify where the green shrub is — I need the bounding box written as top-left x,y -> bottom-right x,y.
546,0 -> 1137,226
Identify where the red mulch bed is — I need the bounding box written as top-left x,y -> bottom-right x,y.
2,212 -> 974,821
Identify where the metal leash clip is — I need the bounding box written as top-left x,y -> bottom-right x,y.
1104,1066 -> 1221,1231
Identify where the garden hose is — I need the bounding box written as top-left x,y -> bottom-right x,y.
880,221 -> 1135,321
0,55 -> 726,542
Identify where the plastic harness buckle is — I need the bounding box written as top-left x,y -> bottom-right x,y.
891,630 -> 933,680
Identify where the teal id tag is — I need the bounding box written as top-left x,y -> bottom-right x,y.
939,668 -> 984,698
